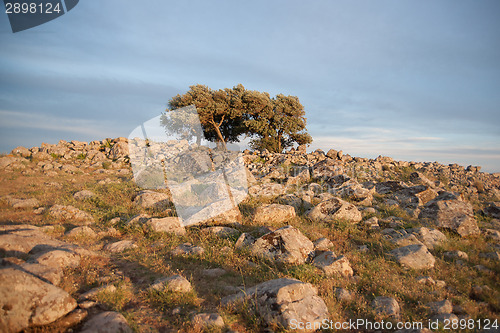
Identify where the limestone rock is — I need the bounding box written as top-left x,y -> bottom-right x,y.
4,197 -> 40,209
277,194 -> 312,212
248,183 -> 285,199
484,203 -> 500,219
250,226 -> 314,264
103,240 -> 137,253
65,226 -> 97,238
334,287 -> 353,301
313,237 -> 333,251
109,141 -> 129,159
408,227 -> 447,250
171,243 -> 205,256
73,190 -> 95,201
427,300 -> 453,314
0,268 -> 77,332
78,284 -> 117,301
192,313 -> 225,328
388,244 -> 435,270
133,190 -> 171,210
253,204 -> 296,224
202,268 -> 227,278
371,296 -> 400,319
149,275 -> 192,293
443,250 -> 469,261
202,226 -> 240,238
307,197 -> 362,224
125,213 -> 150,226
20,262 -> 62,286
312,252 -> 353,277
222,278 -> 329,332
80,311 -> 133,333
235,233 -> 255,249
48,205 -> 94,225
29,249 -> 81,270
419,198 -> 480,237
145,217 -> 186,235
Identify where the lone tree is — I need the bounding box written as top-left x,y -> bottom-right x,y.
163,84 -> 312,152
164,84 -> 247,149
245,93 -> 312,152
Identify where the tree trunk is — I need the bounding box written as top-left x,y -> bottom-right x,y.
277,132 -> 282,153
211,120 -> 227,150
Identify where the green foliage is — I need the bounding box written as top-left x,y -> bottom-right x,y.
163,84 -> 312,152
246,93 -> 312,152
101,139 -> 114,149
76,153 -> 87,160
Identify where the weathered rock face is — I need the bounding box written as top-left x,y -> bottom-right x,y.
253,204 -> 296,224
388,244 -> 435,270
79,311 -> 133,333
222,278 -> 329,332
419,197 -> 480,237
0,268 -> 77,333
250,226 -> 314,264
307,197 -> 362,224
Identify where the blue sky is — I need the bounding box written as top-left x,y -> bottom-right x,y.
1,1 -> 499,172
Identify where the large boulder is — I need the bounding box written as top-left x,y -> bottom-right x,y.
250,226 -> 314,264
221,278 -> 329,332
0,268 -> 77,332
253,204 -> 296,224
307,197 -> 362,224
419,197 -> 480,237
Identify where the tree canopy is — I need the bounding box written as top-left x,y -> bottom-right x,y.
162,84 -> 312,152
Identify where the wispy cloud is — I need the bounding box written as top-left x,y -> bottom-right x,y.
0,110 -> 117,138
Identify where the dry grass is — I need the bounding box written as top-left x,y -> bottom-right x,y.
1,162 -> 499,333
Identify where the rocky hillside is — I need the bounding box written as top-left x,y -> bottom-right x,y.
0,138 -> 499,332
